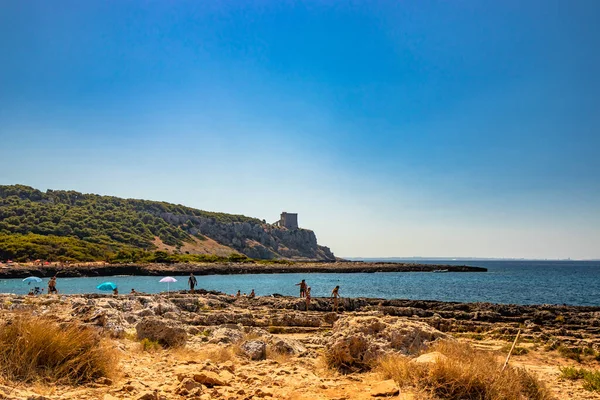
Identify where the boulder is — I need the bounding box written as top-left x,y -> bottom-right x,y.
208,326 -> 245,344
324,315 -> 450,371
136,317 -> 188,347
269,337 -> 307,356
240,340 -> 267,360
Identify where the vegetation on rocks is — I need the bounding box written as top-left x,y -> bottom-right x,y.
0,184 -> 334,262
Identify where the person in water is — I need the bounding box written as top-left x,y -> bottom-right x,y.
188,273 -> 198,293
249,289 -> 255,298
305,286 -> 312,311
295,279 -> 307,297
331,285 -> 340,312
48,276 -> 58,294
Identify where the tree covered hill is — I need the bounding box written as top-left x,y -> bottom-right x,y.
0,185 -> 335,262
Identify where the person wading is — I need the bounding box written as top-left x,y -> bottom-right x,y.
188,273 -> 198,293
295,279 -> 307,297
48,276 -> 58,294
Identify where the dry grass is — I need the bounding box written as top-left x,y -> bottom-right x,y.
174,345 -> 237,363
266,345 -> 293,364
377,341 -> 553,400
200,346 -> 236,363
0,314 -> 118,384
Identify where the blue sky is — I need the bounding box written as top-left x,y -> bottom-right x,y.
1,1 -> 599,259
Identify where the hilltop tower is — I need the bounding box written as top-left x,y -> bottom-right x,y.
279,212 -> 298,230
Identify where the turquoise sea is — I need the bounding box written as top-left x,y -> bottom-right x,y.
1,260 -> 599,306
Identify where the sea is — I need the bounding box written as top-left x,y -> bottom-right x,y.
1,259 -> 599,306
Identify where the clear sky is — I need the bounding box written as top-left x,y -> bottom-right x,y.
1,1 -> 599,259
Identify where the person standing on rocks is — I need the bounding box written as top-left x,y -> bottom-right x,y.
188,273 -> 198,293
48,276 -> 58,294
295,279 -> 307,297
305,286 -> 311,311
331,285 -> 340,312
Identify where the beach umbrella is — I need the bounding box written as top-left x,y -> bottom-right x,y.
97,282 -> 117,291
22,276 -> 43,285
159,276 -> 177,294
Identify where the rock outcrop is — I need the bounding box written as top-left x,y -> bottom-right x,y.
136,317 -> 188,347
157,211 -> 335,260
323,315 -> 450,371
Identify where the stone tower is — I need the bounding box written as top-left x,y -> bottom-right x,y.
280,212 -> 298,230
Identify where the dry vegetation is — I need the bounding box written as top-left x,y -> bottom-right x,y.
0,314 -> 118,384
376,341 -> 553,400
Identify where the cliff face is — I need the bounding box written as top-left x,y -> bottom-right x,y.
157,212 -> 335,260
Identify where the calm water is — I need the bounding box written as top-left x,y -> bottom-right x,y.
1,260 -> 599,306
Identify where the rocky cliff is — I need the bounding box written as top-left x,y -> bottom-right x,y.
156,211 -> 334,260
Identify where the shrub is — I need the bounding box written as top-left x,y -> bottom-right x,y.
140,338 -> 162,352
560,366 -> 600,392
0,314 -> 118,384
500,343 -> 529,355
377,341 -> 552,400
558,345 -> 582,362
560,366 -> 586,380
583,370 -> 600,392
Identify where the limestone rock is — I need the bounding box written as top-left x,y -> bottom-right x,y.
240,340 -> 267,360
176,377 -> 204,395
208,326 -> 244,344
411,351 -> 448,365
136,317 -> 188,347
193,371 -> 230,387
324,315 -> 450,371
269,337 -> 307,356
371,380 -> 399,397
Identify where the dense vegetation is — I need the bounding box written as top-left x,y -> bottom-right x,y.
0,185 -> 263,262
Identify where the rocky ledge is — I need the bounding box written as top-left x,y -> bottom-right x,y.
0,290 -> 595,348
0,261 -> 486,278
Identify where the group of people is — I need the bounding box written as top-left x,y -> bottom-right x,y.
36,273 -> 342,312
296,279 -> 341,312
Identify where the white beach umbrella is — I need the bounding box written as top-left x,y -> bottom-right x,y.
159,276 -> 177,294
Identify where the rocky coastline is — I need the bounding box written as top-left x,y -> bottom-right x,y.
0,261 -> 486,279
0,290 -> 598,399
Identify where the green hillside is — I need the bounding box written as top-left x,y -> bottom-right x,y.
0,185 -> 261,262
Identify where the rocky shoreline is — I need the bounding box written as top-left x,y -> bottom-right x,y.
0,261 -> 486,279
0,291 -> 598,399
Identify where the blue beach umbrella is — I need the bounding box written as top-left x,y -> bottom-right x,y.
97,282 -> 118,291
22,276 -> 43,285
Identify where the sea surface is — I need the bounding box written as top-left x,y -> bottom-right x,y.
1,259 -> 599,306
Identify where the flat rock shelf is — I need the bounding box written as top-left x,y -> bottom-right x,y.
0,261 -> 486,278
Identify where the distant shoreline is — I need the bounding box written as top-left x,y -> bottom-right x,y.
0,261 -> 487,279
